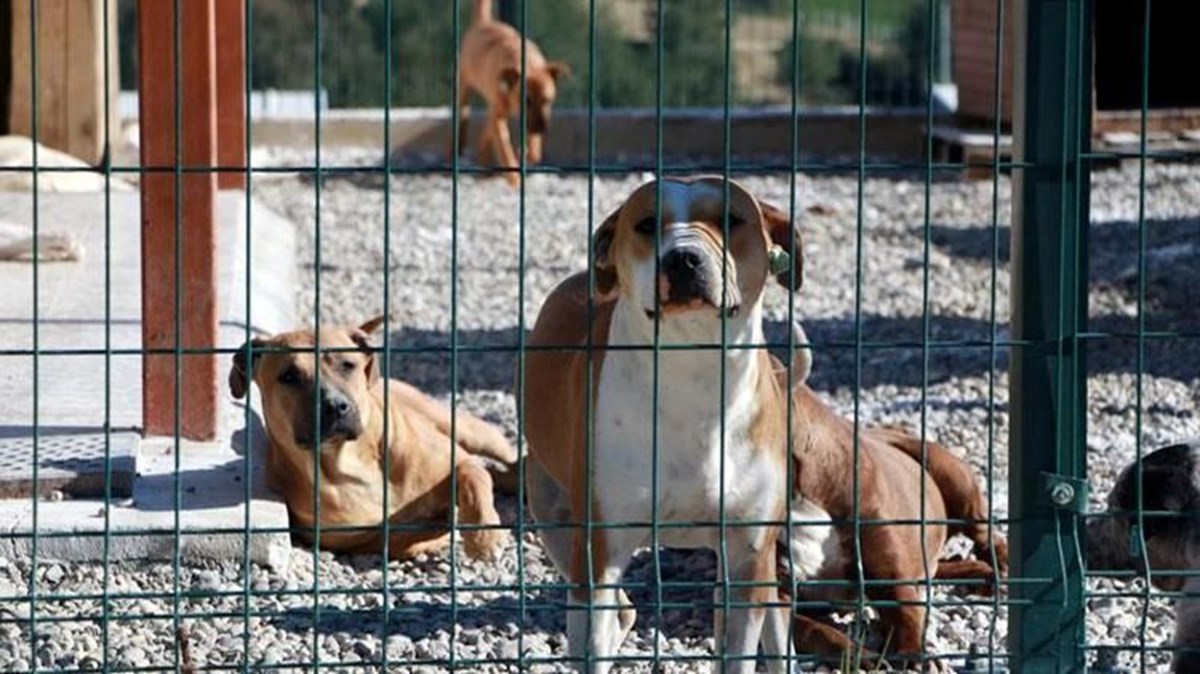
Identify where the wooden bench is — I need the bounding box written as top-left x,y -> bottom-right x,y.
928,124 -> 1014,180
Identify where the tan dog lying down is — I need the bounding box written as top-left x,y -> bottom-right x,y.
229,317 -> 517,560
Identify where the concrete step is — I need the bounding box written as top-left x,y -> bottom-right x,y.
0,189 -> 298,570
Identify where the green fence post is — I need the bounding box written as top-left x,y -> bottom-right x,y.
1009,0 -> 1092,671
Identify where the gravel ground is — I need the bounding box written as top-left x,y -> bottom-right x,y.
6,158 -> 1198,672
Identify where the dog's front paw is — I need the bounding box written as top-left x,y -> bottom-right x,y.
462,526 -> 510,562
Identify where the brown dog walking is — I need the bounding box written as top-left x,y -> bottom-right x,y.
229,317 -> 518,561
454,0 -> 570,186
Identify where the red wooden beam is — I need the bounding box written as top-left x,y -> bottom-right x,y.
138,0 -> 220,441
214,0 -> 247,190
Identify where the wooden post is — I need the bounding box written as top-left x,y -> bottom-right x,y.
951,0 -> 1015,126
138,0 -> 220,441
214,0 -> 246,190
9,0 -> 121,164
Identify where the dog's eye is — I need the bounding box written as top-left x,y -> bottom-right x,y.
634,217 -> 657,235
340,359 -> 357,374
278,367 -> 301,386
722,214 -> 746,230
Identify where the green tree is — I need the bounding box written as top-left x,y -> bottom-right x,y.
776,2 -> 929,106
657,1 -> 736,107
119,0 -> 385,107
117,0 -> 735,109
362,1 -> 459,107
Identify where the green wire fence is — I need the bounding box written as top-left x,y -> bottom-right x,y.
3,0 -> 1197,671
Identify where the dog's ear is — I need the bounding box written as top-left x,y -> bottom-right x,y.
229,337 -> 269,399
349,319 -> 383,384
499,67 -> 521,93
546,62 -> 572,81
591,207 -> 620,300
760,201 -> 804,290
358,315 -> 386,335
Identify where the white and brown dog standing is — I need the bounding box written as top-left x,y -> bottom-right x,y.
522,177 -> 805,672
229,317 -> 518,561
455,0 -> 570,187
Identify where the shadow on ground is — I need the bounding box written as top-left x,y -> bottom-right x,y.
929,214 -> 1200,384
384,316 -> 1008,396
374,214 -> 1198,399
269,546 -> 722,646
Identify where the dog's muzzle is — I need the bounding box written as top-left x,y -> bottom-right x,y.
294,388 -> 363,448
663,249 -> 708,302
653,248 -> 741,318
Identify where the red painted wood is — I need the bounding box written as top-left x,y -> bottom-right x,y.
138,0 -> 220,441
215,0 -> 247,190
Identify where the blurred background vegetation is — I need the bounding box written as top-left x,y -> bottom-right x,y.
118,0 -> 935,109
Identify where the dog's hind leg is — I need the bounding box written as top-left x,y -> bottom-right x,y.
391,381 -> 520,493
871,427 -> 1010,576
455,457 -> 508,561
860,527 -> 937,670
475,113 -> 496,166
385,530 -> 453,560
1174,571 -> 1200,671
872,589 -> 938,672
935,559 -> 1001,597
488,115 -> 521,187
453,83 -> 471,159
790,611 -> 875,669
526,456 -> 572,573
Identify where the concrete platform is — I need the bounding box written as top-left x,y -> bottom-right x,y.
0,429 -> 138,498
0,189 -> 297,570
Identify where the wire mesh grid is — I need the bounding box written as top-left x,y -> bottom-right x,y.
2,0 -> 1199,672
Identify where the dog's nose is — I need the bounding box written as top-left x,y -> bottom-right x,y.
320,394 -> 351,421
664,249 -> 702,273
662,249 -> 708,301
314,389 -> 362,443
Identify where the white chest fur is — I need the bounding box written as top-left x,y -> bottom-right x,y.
593,301 -> 782,551
779,498 -> 841,584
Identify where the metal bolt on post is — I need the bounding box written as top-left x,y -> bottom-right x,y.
1050,482 -> 1076,507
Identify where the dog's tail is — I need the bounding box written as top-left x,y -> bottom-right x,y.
789,319 -> 812,386
473,0 -> 493,24
869,426 -> 1009,577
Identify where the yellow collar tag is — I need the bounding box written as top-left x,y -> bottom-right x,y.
769,245 -> 792,276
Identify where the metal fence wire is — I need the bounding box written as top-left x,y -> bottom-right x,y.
2,0 -> 1198,672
